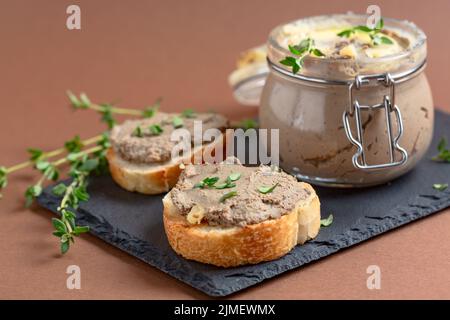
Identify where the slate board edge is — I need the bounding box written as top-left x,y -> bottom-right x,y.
37,188 -> 450,297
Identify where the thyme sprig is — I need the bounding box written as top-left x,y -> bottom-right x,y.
280,38 -> 325,74
67,91 -> 161,128
51,152 -> 105,254
0,91 -> 159,254
337,18 -> 393,46
1,91 -> 208,254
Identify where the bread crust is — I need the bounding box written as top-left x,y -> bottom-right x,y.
163,182 -> 321,267
107,132 -> 227,195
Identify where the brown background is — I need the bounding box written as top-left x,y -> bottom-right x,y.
0,0 -> 449,299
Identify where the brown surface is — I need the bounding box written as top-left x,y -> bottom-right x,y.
0,0 -> 449,299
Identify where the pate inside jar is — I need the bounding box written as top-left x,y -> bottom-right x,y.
259,14 -> 433,187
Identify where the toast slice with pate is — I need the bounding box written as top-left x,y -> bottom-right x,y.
163,159 -> 321,267
107,112 -> 228,195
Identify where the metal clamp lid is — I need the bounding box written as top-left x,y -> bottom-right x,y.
342,73 -> 408,170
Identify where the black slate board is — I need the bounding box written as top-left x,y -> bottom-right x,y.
37,110 -> 450,297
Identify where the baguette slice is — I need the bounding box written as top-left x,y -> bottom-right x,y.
107,132 -> 227,195
163,181 -> 320,267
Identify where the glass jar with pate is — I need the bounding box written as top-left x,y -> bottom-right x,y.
258,14 -> 433,187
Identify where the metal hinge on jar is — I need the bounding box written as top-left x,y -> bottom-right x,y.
342,73 -> 408,170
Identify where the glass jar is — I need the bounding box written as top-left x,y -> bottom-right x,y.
259,14 -> 433,187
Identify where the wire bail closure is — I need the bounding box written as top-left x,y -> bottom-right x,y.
342,73 -> 408,170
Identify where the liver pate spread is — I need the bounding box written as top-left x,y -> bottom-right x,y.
170,161 -> 312,227
110,112 -> 228,164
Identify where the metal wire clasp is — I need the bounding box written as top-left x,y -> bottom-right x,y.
342,73 -> 408,170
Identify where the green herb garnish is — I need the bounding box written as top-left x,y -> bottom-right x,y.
219,190 -> 238,203
35,160 -> 59,181
0,167 -> 7,196
279,38 -> 325,74
228,172 -> 241,181
258,183 -> 279,194
52,183 -> 67,196
28,148 -> 44,161
237,119 -> 258,131
99,103 -> 116,129
24,185 -> 43,208
2,91 -> 169,254
149,124 -> 163,135
67,91 -> 90,109
133,126 -> 144,137
181,109 -> 196,118
433,183 -> 448,191
432,137 -> 450,162
215,182 -> 236,189
215,173 -> 241,189
64,135 -> 84,153
142,97 -> 161,118
194,176 -> 220,189
320,214 -> 334,227
337,18 -> 393,46
172,116 -> 184,128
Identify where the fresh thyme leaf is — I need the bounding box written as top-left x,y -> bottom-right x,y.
433,183 -> 448,191
67,91 -> 83,109
64,135 -> 83,153
27,148 -> 44,162
293,38 -> 312,54
279,56 -> 297,66
99,104 -> 116,129
133,126 -> 143,137
78,158 -> 99,172
432,137 -> 450,162
36,160 -> 50,171
312,48 -> 325,57
320,214 -> 334,227
0,166 -> 7,190
67,152 -> 81,163
219,190 -> 238,203
213,173 -> 240,189
438,137 -> 447,152
292,61 -> 300,74
354,25 -> 372,32
288,44 -> 302,55
79,93 -> 91,108
142,107 -> 157,118
194,176 -> 220,188
52,218 -> 67,233
149,124 -> 163,135
172,116 -> 184,128
43,165 -> 59,181
215,182 -> 236,189
24,185 -> 43,208
74,185 -> 90,202
52,231 -> 65,238
375,18 -> 384,31
181,109 -> 196,118
258,183 -> 279,194
73,226 -> 90,235
337,29 -> 354,38
228,172 -> 241,181
279,57 -> 301,74
142,97 -> 161,118
380,36 -> 393,45
52,183 -> 67,197
60,241 -> 70,254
